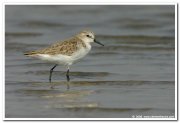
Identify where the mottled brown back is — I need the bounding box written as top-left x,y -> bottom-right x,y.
24,36 -> 86,56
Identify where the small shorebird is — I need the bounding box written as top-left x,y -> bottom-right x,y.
24,30 -> 104,88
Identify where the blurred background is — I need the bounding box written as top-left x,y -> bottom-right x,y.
5,5 -> 175,118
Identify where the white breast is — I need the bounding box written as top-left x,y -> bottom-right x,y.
71,44 -> 91,63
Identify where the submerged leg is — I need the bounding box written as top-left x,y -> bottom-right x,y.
49,64 -> 58,83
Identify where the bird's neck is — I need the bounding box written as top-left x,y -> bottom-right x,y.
76,36 -> 92,50
83,40 -> 91,50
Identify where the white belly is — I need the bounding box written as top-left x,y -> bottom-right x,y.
33,47 -> 91,66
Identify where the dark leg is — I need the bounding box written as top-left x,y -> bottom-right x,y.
49,64 -> 58,83
66,67 -> 70,90
66,69 -> 70,81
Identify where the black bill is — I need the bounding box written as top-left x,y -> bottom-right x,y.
94,39 -> 104,46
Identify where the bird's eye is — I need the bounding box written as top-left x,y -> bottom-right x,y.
86,35 -> 90,38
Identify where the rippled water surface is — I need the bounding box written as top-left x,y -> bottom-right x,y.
5,5 -> 175,118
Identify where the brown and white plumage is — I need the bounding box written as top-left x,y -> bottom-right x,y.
24,36 -> 86,56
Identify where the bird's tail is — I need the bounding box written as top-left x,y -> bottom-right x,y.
24,51 -> 38,56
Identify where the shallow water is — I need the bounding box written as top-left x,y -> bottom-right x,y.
5,5 -> 175,118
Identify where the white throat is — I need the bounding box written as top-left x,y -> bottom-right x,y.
83,38 -> 92,50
